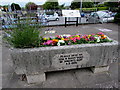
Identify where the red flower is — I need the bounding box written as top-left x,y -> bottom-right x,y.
64,38 -> 69,41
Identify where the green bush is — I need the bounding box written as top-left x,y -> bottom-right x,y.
76,8 -> 97,11
114,13 -> 120,23
46,11 -> 54,15
97,4 -> 105,7
76,7 -> 108,11
82,8 -> 97,11
6,20 -> 41,48
97,7 -> 108,10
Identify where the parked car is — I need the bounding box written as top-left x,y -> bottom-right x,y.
45,12 -> 59,21
81,12 -> 85,17
84,13 -> 91,18
87,11 -> 114,23
110,12 -> 117,17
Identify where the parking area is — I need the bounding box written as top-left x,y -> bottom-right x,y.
1,10 -> 117,30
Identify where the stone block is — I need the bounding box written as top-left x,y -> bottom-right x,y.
91,66 -> 109,73
26,73 -> 46,84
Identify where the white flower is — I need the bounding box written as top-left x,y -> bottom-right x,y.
59,40 -> 65,43
57,40 -> 65,46
57,42 -> 60,46
95,36 -> 101,42
60,34 -> 71,38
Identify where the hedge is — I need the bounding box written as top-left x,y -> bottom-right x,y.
76,7 -> 108,11
97,7 -> 108,10
114,13 -> 120,23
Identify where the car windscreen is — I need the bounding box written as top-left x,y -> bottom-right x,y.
97,11 -> 110,18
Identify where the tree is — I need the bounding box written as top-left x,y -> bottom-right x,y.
104,2 -> 119,11
70,1 -> 94,9
104,2 -> 118,8
43,0 -> 59,10
82,2 -> 94,8
11,3 -> 21,11
70,2 -> 80,9
25,2 -> 37,10
2,5 -> 8,12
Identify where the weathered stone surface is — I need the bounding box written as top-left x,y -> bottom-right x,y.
52,52 -> 90,69
26,73 -> 46,84
10,40 -> 118,83
91,66 -> 109,73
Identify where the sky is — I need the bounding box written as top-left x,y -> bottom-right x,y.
0,0 -> 74,7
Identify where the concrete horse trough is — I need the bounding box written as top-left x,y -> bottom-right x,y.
11,40 -> 118,84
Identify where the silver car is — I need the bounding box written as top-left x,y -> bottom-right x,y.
45,12 -> 59,21
87,11 -> 114,24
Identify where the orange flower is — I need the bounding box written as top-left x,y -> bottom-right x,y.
101,37 -> 106,39
69,37 -> 73,40
101,34 -> 104,37
52,39 -> 59,42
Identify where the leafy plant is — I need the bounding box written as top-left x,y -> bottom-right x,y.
6,19 -> 41,48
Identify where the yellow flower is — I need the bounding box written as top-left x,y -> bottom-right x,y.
61,38 -> 64,40
43,38 -> 47,40
47,38 -> 50,40
88,35 -> 91,37
76,35 -> 80,37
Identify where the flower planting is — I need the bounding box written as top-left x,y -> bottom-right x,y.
40,32 -> 112,47
6,27 -> 112,48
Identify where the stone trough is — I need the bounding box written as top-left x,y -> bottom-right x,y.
11,40 -> 118,84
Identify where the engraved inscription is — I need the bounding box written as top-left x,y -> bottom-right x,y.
52,52 -> 90,68
58,53 -> 83,65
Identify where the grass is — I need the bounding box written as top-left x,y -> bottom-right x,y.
5,19 -> 42,48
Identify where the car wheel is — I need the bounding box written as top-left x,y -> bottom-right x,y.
56,18 -> 59,21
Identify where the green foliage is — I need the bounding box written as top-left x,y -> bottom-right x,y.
46,11 -> 54,15
43,1 -> 59,10
25,2 -> 37,10
104,2 -> 118,8
97,4 -> 105,7
70,1 -> 94,9
76,8 -> 97,11
2,5 -> 9,12
76,7 -> 108,11
114,6 -> 120,23
82,2 -> 94,8
70,2 -> 80,9
104,2 -> 119,11
11,3 -> 21,11
114,11 -> 120,23
97,7 -> 108,10
6,20 -> 41,48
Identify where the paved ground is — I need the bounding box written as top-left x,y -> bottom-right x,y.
1,23 -> 119,88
